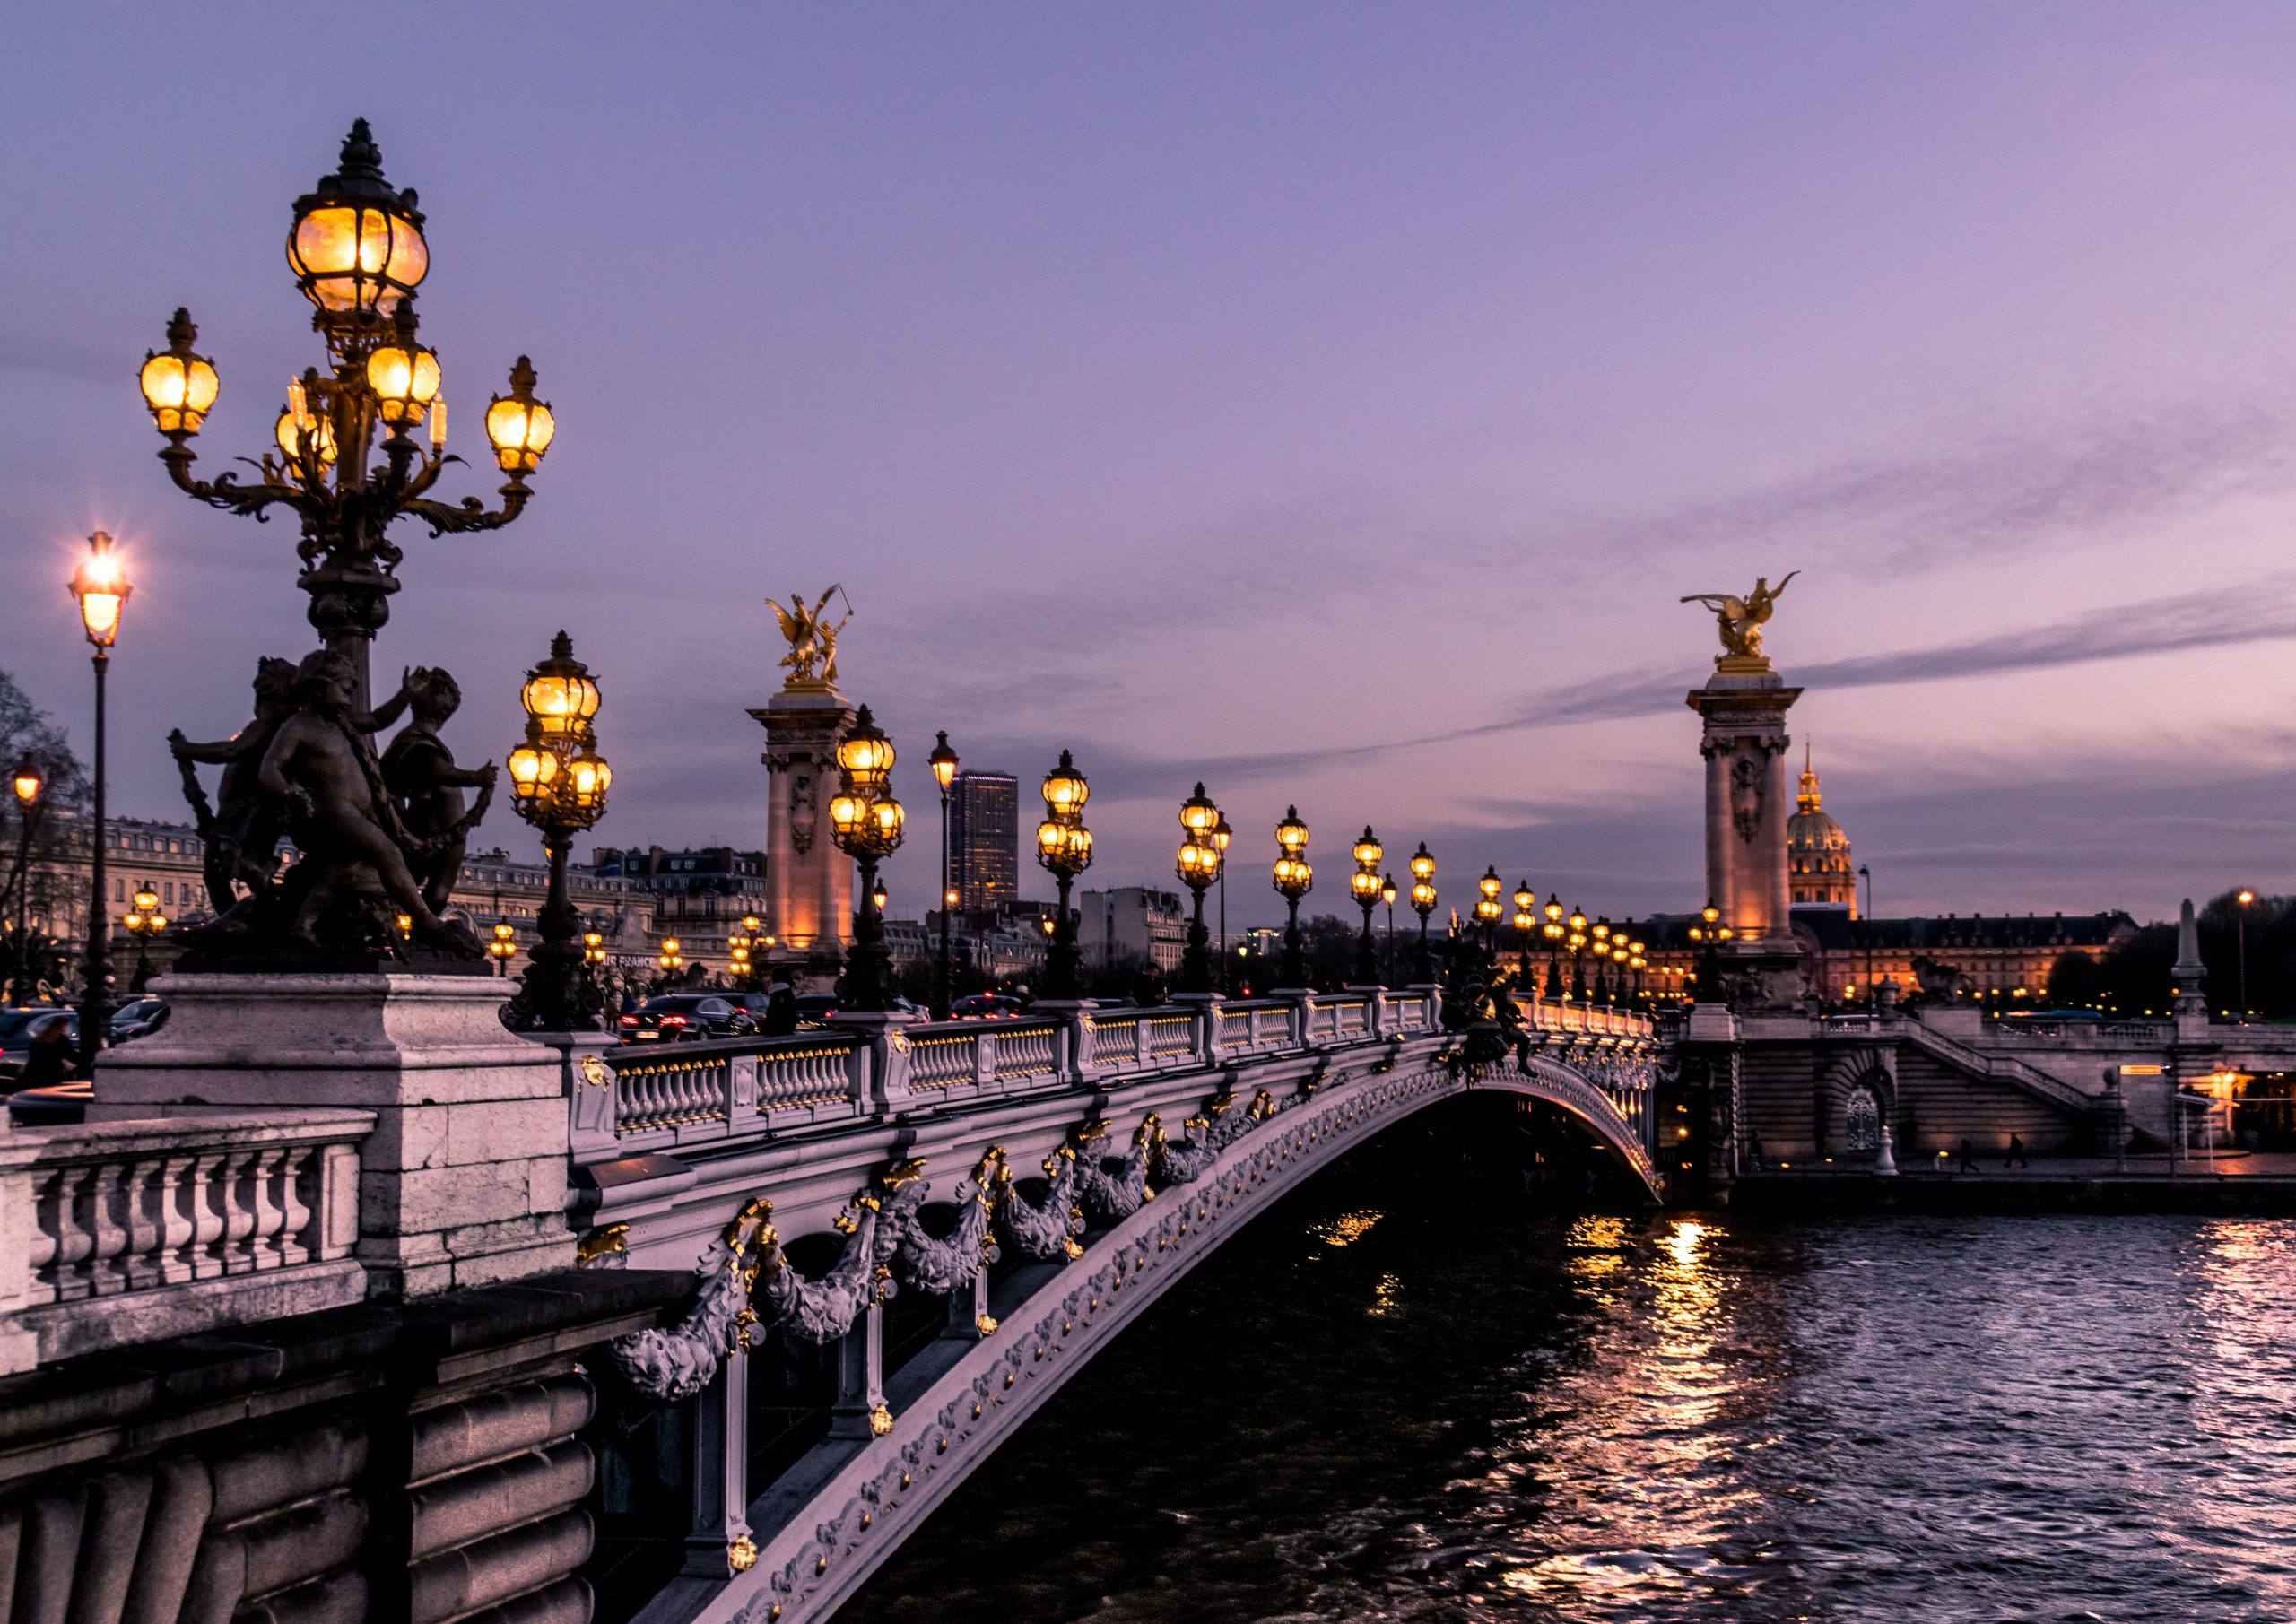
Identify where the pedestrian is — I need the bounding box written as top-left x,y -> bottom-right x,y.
762,980 -> 798,1037
1958,1137 -> 1979,1175
2005,1133 -> 2028,1169
18,1015 -> 74,1090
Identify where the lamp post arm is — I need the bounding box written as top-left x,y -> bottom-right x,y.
404,482 -> 533,538
160,445 -> 311,524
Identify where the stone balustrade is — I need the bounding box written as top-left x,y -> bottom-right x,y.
0,1108 -> 370,1374
580,990 -> 1445,1165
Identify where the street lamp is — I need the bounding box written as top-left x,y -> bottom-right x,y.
488,921 -> 517,976
1566,907 -> 1588,1000
1590,918 -> 1612,1003
1210,812 -> 1233,994
1177,784 -> 1224,994
1474,867 -> 1503,953
1408,843 -> 1437,982
1034,751 -> 1092,1000
1380,873 -> 1398,985
1513,881 -> 1536,982
930,732 -> 960,1020
1687,899 -> 1732,1003
830,706 -> 906,1012
123,884 -> 168,993
1542,894 -> 1564,1001
502,632 -> 612,1030
138,122 -> 554,713
1272,806 -> 1313,986
70,531 -> 130,1069
657,937 -> 683,979
1349,827 -> 1385,986
6,755 -> 44,1008
2237,888 -> 2255,1019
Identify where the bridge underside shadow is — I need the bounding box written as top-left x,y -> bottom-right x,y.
626,1046 -> 1655,1624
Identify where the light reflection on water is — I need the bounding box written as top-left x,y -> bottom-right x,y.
838,1177 -> 2296,1624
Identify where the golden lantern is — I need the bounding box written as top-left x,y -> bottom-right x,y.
1592,918 -> 1610,945
833,791 -> 872,845
1544,895 -> 1563,925
1352,827 -> 1384,871
584,931 -> 606,966
12,755 -> 42,808
1514,905 -> 1535,934
1210,812 -> 1232,856
1180,782 -> 1221,839
506,739 -> 561,808
274,403 -> 340,469
1479,867 -> 1502,904
1275,806 -> 1309,859
930,731 -> 960,794
1178,836 -> 1220,886
1350,866 -> 1383,902
138,309 -> 220,438
1409,842 -> 1435,884
485,356 -> 556,476
285,121 -> 430,320
366,328 -> 443,426
1515,881 -> 1535,915
1273,853 -> 1314,901
1041,750 -> 1090,820
1411,878 -> 1437,916
1380,873 -> 1397,908
837,706 -> 897,792
70,531 -> 131,649
519,631 -> 602,742
1569,907 -> 1587,934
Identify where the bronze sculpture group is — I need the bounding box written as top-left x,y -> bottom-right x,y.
170,650 -> 494,966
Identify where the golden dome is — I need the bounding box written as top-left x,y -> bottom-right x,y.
1787,744 -> 1857,910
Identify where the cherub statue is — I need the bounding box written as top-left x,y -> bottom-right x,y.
1681,571 -> 1798,665
381,667 -> 498,915
770,585 -> 854,687
257,649 -> 477,956
171,656 -> 413,921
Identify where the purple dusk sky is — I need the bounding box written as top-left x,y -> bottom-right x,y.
6,4 -> 2296,929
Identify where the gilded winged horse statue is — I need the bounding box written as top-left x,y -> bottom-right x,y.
770,585 -> 854,689
1681,571 -> 1796,667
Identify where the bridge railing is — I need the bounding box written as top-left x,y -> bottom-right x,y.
584,989 -> 1448,1165
1512,996 -> 1654,1041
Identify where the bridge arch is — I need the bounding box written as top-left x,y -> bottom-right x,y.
620,1032 -> 1657,1624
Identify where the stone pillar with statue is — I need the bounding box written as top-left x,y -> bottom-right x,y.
1682,572 -> 1806,1009
750,586 -> 858,991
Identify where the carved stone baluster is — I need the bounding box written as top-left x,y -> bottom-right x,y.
276,1145 -> 316,1266
217,1150 -> 260,1275
83,1161 -> 132,1297
185,1151 -> 230,1279
120,1157 -> 170,1290
26,1166 -> 71,1303
244,1149 -> 288,1269
153,1154 -> 198,1283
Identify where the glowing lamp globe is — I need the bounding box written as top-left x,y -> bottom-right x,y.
286,121 -> 430,318
138,310 -> 220,437
485,357 -> 555,475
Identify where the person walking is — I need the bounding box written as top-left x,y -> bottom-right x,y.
762,980 -> 798,1037
2005,1133 -> 2029,1170
18,1014 -> 74,1090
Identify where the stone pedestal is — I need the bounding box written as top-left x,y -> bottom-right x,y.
750,685 -> 858,986
92,974 -> 575,1299
1686,665 -> 1805,1006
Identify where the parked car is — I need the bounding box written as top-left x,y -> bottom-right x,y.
793,994 -> 839,1027
0,1008 -> 79,1083
616,994 -> 758,1043
950,994 -> 1027,1020
8,1079 -> 90,1126
109,996 -> 170,1043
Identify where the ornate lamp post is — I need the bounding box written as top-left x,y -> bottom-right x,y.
1590,918 -> 1613,1003
657,937 -> 683,986
502,632 -> 612,1031
7,755 -> 44,1008
1349,828 -> 1384,986
1408,843 -> 1437,982
1475,867 -> 1503,954
1380,873 -> 1398,984
123,884 -> 168,993
1272,807 -> 1313,986
1034,751 -> 1091,1000
2237,887 -> 2255,1018
829,707 -> 905,1012
1566,907 -> 1588,1000
1512,881 -> 1536,983
137,122 -> 554,712
1210,812 -> 1233,994
1176,784 -> 1223,994
1687,899 -> 1733,1003
70,531 -> 130,1069
488,921 -> 517,977
929,732 -> 960,1019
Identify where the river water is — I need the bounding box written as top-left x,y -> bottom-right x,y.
837,1119 -> 2296,1624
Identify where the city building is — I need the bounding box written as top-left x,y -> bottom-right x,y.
590,845 -> 769,979
1077,887 -> 1187,974
1787,748 -> 1856,913
451,847 -> 654,979
948,770 -> 1020,913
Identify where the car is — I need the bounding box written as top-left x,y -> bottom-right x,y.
0,1008 -> 79,1083
109,996 -> 170,1043
616,994 -> 757,1043
7,1079 -> 90,1126
949,994 -> 1026,1020
793,994 -> 839,1027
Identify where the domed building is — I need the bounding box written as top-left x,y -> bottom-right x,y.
1787,745 -> 1857,915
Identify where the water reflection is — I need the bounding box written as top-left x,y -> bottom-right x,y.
839,1160 -> 2296,1624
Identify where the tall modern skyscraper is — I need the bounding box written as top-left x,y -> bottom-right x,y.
949,770 -> 1020,913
